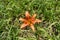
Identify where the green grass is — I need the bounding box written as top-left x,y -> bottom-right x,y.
0,0 -> 60,40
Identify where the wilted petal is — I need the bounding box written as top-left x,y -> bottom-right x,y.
32,14 -> 36,18
30,24 -> 35,32
25,11 -> 30,18
20,23 -> 28,29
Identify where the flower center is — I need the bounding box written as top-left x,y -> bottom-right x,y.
28,19 -> 31,24
25,17 -> 35,25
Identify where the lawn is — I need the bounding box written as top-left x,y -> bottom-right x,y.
0,0 -> 60,40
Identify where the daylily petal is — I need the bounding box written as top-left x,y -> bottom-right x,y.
31,19 -> 36,24
20,23 -> 29,29
19,18 -> 25,21
32,14 -> 36,18
35,19 -> 42,23
30,24 -> 35,32
25,11 -> 30,18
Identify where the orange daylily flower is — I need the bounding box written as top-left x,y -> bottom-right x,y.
19,11 -> 42,32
